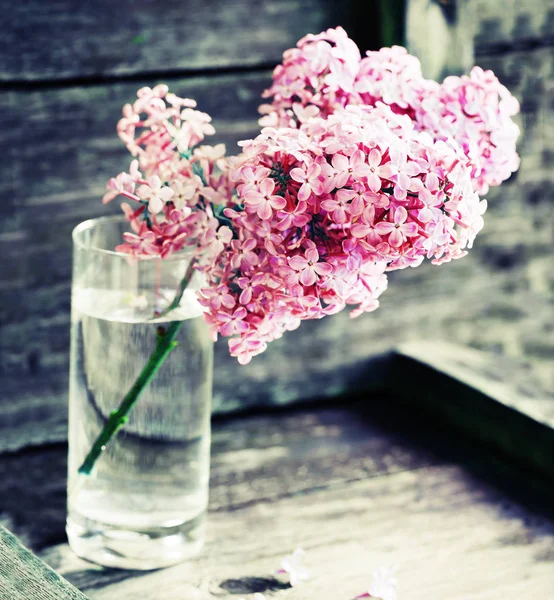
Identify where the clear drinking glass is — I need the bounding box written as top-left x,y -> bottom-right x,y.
66,216 -> 213,570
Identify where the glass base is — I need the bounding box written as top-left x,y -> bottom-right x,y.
66,510 -> 205,570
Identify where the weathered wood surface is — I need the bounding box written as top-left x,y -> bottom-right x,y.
396,341 -> 554,425
25,400 -> 554,599
391,342 -> 554,487
3,342 -> 554,549
474,0 -> 554,53
39,468 -> 554,599
0,398 -> 437,550
0,0 -> 353,82
3,347 -> 554,597
0,526 -> 89,600
1,0 -> 552,83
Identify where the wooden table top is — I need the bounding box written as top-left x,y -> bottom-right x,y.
3,385 -> 554,599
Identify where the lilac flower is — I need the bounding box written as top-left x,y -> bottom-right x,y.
279,548 -> 311,587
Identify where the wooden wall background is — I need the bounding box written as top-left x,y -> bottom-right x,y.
0,1 -> 553,454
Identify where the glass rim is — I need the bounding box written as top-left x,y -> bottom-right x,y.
72,215 -> 191,262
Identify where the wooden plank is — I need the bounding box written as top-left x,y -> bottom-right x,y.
0,0 -> 353,82
0,401 -> 437,550
0,70 -> 269,235
0,525 -> 90,600
0,381 -> 69,455
389,342 -> 554,486
395,341 -> 554,425
1,0 -> 551,82
4,389 -> 554,597
39,465 -> 554,599
474,0 -> 554,54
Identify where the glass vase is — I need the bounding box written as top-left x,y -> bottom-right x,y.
66,216 -> 213,570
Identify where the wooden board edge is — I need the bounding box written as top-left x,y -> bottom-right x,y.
386,342 -> 554,486
0,525 -> 90,599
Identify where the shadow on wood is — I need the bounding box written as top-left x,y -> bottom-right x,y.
219,576 -> 290,594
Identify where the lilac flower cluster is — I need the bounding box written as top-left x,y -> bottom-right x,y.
103,29 -> 519,363
201,104 -> 484,364
260,27 -> 520,194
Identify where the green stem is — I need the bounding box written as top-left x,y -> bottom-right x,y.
77,320 -> 183,476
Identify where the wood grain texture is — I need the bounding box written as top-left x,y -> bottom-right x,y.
2,0 -> 551,82
390,342 -> 554,487
4,389 -> 554,597
0,0 -> 350,82
39,466 -> 554,599
395,341 -> 554,426
474,0 -> 554,53
0,400 -> 437,550
0,526 -> 89,600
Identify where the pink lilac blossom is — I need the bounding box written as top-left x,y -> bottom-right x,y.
415,66 -> 521,194
101,29 -> 511,365
258,26 -> 361,127
277,548 -> 311,587
259,28 -> 520,194
102,85 -> 238,265
355,566 -> 398,600
354,46 -> 437,120
198,103 -> 485,364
